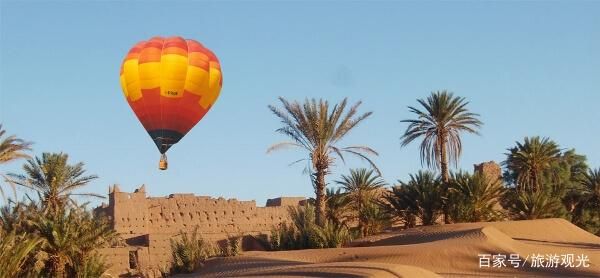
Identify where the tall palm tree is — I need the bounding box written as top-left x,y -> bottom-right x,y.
336,168 -> 386,236
503,136 -> 561,192
400,91 -> 482,183
0,124 -> 32,199
269,97 -> 379,225
7,152 -> 102,215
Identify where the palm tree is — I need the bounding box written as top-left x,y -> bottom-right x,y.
0,231 -> 41,278
360,202 -> 391,236
381,186 -> 417,228
336,168 -> 386,236
448,171 -> 505,222
6,152 -> 102,215
269,97 -> 379,226
504,136 -> 561,192
400,91 -> 482,183
0,124 -> 32,199
580,168 -> 600,208
507,190 -> 563,220
31,205 -> 116,277
571,168 -> 600,225
324,187 -> 350,229
390,171 -> 444,226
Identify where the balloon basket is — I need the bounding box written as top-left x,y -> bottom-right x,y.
159,154 -> 168,170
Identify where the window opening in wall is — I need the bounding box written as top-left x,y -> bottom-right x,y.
129,250 -> 138,269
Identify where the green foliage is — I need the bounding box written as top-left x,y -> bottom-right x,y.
287,204 -> 327,249
221,234 -> 242,257
72,252 -> 109,278
6,152 -> 103,215
447,171 -> 505,222
381,186 -> 416,228
503,137 -> 563,192
0,124 -> 32,164
384,171 -> 444,226
33,205 -> 115,277
400,91 -> 482,182
268,97 -> 378,225
269,222 -> 297,250
318,221 -> 353,248
359,202 -> 391,235
336,168 -> 387,236
0,201 -> 115,278
170,226 -> 217,274
506,190 -> 564,220
1,150 -> 115,278
502,138 -> 600,233
0,231 -> 41,278
269,205 -> 353,250
570,168 -> 600,233
0,124 -> 32,200
324,187 -> 350,229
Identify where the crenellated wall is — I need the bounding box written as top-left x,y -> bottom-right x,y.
96,185 -> 304,276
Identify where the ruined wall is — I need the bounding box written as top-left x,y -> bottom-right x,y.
266,197 -> 306,207
98,185 -> 304,276
474,161 -> 502,182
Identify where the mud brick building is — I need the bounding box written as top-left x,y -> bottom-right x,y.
95,185 -> 304,276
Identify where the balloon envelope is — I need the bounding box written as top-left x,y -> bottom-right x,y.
119,36 -> 222,154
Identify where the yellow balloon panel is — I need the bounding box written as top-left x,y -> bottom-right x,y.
184,66 -> 209,96
138,62 -> 161,89
122,59 -> 142,101
160,54 -> 188,98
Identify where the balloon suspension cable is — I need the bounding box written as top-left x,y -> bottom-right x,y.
159,153 -> 168,170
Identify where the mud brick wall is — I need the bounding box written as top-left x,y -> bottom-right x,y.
96,185 -> 304,277
474,161 -> 502,182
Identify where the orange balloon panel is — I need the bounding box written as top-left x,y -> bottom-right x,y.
119,36 -> 222,153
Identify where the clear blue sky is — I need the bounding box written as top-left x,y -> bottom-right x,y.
1,1 -> 599,206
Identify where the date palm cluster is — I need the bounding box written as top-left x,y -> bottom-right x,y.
0,126 -> 116,277
268,91 -> 600,242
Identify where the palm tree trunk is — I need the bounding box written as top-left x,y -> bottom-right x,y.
440,138 -> 449,183
50,254 -> 65,278
531,169 -> 538,192
439,135 -> 451,224
314,167 -> 327,227
358,193 -> 364,237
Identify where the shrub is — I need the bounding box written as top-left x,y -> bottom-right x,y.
447,171 -> 505,222
0,231 -> 42,278
269,205 -> 353,250
506,190 -> 564,220
221,234 -> 241,257
72,252 -> 109,278
170,226 -> 217,274
384,171 -> 444,226
359,202 -> 392,235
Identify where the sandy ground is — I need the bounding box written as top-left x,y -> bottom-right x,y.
179,218 -> 600,277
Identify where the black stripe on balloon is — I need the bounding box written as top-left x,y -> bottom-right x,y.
147,129 -> 184,154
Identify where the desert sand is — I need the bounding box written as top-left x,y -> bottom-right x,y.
181,218 -> 600,277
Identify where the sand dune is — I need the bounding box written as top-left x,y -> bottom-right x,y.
182,218 -> 600,277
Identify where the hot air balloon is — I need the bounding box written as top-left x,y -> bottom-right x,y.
119,36 -> 222,170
